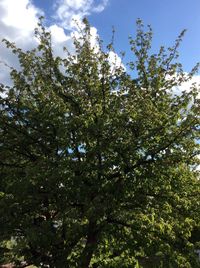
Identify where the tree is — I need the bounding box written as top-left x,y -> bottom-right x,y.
0,18 -> 200,268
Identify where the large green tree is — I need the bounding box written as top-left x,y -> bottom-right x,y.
0,19 -> 200,267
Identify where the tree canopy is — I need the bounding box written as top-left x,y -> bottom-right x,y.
0,19 -> 200,267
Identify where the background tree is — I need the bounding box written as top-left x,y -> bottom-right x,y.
0,18 -> 200,267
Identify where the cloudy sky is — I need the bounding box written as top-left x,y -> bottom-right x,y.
1,0 -> 200,86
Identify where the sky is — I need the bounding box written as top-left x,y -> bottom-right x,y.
1,0 -> 200,85
88,0 -> 200,71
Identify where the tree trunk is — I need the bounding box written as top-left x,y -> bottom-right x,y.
79,220 -> 99,268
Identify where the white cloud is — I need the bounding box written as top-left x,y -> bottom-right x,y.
0,0 -> 43,46
70,24 -> 100,53
92,0 -> 109,12
0,0 -> 43,85
49,24 -> 69,43
49,0 -> 109,57
53,0 -> 109,30
48,24 -> 73,57
178,75 -> 200,99
108,51 -> 125,74
0,0 -> 109,86
170,73 -> 200,100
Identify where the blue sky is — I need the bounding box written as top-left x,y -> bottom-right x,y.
0,0 -> 200,85
89,0 -> 200,71
33,0 -> 200,71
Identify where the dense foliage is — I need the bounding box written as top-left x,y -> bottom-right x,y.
0,19 -> 200,267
